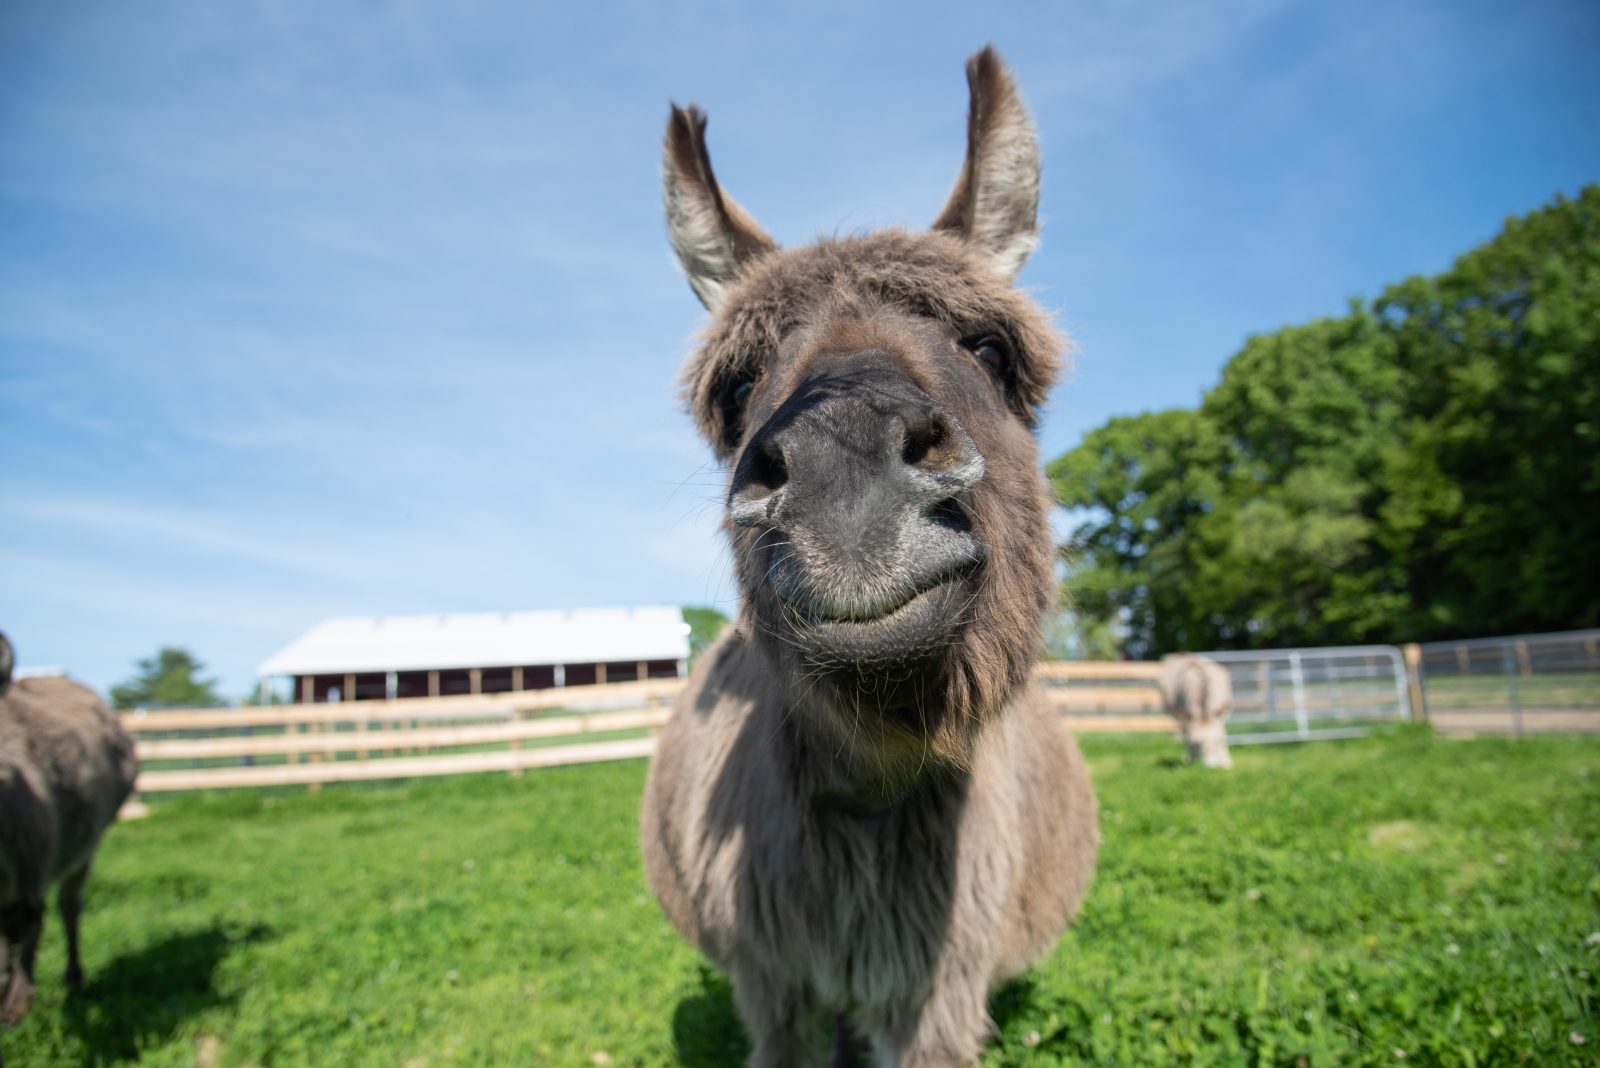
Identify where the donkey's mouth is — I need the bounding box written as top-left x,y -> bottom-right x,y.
754,519 -> 981,673
787,574 -> 967,626
765,531 -> 982,619
777,572 -> 974,669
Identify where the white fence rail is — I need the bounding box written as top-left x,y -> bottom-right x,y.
116,631 -> 1600,801
122,664 -> 1177,795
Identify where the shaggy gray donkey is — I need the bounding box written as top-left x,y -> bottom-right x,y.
0,631 -> 138,1049
641,47 -> 1099,1067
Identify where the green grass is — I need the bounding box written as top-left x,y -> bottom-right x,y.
9,727 -> 1597,1066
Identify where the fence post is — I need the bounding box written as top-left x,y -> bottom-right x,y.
1402,643 -> 1425,723
1289,652 -> 1309,739
1501,643 -> 1523,737
309,717 -> 326,795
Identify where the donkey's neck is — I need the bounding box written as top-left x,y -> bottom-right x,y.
772,687 -> 979,813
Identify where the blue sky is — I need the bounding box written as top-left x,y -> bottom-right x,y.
3,0 -> 1597,698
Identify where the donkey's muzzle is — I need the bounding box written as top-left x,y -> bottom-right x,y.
727,353 -> 984,625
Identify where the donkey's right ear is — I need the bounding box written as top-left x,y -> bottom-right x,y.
663,105 -> 777,310
932,47 -> 1040,279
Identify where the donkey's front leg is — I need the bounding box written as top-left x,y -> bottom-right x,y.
731,960 -> 829,1068
866,981 -> 990,1068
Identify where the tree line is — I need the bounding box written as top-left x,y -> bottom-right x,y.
1049,185 -> 1599,657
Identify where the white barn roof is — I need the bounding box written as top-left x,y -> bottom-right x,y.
257,606 -> 690,677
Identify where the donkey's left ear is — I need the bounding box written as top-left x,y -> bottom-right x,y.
932,47 -> 1040,279
663,105 -> 778,310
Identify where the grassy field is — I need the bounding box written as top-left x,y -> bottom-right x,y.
8,727 -> 1596,1066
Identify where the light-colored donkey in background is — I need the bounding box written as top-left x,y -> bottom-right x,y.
1159,653 -> 1235,769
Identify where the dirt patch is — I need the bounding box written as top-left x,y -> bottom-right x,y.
1367,820 -> 1429,851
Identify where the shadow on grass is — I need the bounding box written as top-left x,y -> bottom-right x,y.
673,965 -> 749,1067
61,922 -> 272,1062
670,966 -> 1048,1066
989,973 -> 1039,1033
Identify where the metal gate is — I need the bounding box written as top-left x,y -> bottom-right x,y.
1201,645 -> 1412,744
1414,629 -> 1600,735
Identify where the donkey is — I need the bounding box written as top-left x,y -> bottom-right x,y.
641,48 -> 1098,1067
1158,654 -> 1235,769
0,632 -> 139,1046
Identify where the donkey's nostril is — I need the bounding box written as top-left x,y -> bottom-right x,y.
747,437 -> 788,496
901,411 -> 957,470
900,411 -> 983,498
728,436 -> 789,528
896,409 -> 979,502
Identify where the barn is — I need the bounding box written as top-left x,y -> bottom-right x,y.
257,606 -> 691,703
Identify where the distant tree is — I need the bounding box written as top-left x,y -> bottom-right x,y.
1040,605 -> 1121,661
109,647 -> 225,710
1184,310 -> 1411,648
1052,184 -> 1600,655
682,606 -> 731,665
1050,407 -> 1222,656
1372,186 -> 1600,637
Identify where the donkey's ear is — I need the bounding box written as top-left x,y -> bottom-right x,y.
932,47 -> 1040,278
663,105 -> 778,310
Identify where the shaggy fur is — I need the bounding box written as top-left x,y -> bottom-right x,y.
644,48 -> 1098,1067
0,634 -> 138,1045
1158,654 -> 1235,769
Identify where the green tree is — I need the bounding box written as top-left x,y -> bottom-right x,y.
682,605 -> 730,665
240,686 -> 287,707
1187,311 -> 1412,647
110,647 -> 225,710
1373,186 -> 1600,637
1050,407 -> 1222,656
1051,185 -> 1600,654
1040,606 -> 1121,661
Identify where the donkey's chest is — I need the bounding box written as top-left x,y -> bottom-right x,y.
730,808 -> 998,1007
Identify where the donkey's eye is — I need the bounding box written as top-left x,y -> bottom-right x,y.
965,334 -> 1011,376
719,375 -> 758,451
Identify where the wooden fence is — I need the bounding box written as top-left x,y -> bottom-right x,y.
124,663 -> 1170,795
